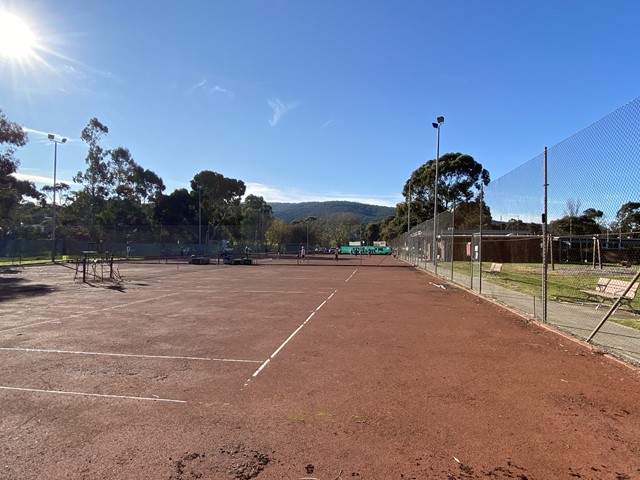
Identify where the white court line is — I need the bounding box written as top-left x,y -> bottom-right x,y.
244,290 -> 306,294
244,289 -> 338,387
0,320 -> 62,333
0,292 -> 182,333
0,347 -> 262,363
345,268 -> 358,282
107,293 -> 182,310
0,385 -> 186,403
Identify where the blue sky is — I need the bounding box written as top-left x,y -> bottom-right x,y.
1,0 -> 639,208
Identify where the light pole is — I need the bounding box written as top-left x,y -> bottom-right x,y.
304,216 -> 316,252
48,133 -> 67,262
293,216 -> 316,253
406,179 -> 411,263
19,222 -> 24,264
197,185 -> 203,251
407,179 -> 411,235
431,116 -> 444,267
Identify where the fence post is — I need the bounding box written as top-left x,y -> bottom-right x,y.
450,202 -> 455,280
542,147 -> 548,324
478,186 -> 483,294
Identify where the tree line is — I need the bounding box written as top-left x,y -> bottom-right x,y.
2,107 -> 638,257
0,111 -> 391,252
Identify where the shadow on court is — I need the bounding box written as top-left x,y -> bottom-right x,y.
0,276 -> 55,301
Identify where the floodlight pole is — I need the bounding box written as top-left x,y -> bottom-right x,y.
407,179 -> 411,236
542,147 -> 548,323
19,222 -> 23,264
48,134 -> 67,263
198,185 -> 203,251
432,116 -> 444,268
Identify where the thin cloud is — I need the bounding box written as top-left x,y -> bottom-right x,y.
186,78 -> 235,99
12,172 -> 76,186
322,119 -> 334,128
22,127 -> 76,143
186,78 -> 208,93
267,99 -> 298,126
211,84 -> 234,98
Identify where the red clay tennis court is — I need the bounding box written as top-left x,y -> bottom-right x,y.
1,256 -> 639,479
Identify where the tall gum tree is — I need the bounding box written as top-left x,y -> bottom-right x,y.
0,109 -> 41,221
401,152 -> 490,227
73,118 -> 110,229
191,170 -> 246,242
241,194 -> 274,250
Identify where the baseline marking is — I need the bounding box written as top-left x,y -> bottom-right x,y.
0,347 -> 261,363
244,289 -> 338,387
0,386 -> 186,403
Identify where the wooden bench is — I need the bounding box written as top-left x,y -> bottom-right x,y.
486,262 -> 503,275
580,277 -> 639,310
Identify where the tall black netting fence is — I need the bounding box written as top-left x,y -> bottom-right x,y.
390,96 -> 640,365
0,223 -> 276,264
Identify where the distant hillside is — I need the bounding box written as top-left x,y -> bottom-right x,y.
269,201 -> 396,224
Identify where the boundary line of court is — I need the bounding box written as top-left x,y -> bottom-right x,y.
0,292 -> 182,333
0,385 -> 186,403
345,268 -> 358,282
244,289 -> 339,387
0,347 -> 262,363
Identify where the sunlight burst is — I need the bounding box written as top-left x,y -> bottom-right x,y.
0,12 -> 37,59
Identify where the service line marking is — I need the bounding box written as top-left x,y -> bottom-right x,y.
244,289 -> 338,387
0,385 -> 186,403
0,320 -> 62,333
0,292 -> 182,333
345,268 -> 358,282
0,347 -> 262,363
243,290 -> 307,294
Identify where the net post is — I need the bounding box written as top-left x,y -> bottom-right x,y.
82,255 -> 87,283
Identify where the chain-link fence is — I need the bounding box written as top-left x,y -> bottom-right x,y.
390,96 -> 640,365
0,223 -> 324,265
0,225 -> 210,263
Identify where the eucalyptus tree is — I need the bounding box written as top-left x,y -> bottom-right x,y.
402,152 -> 490,226
550,206 -> 602,236
109,147 -> 165,204
292,215 -> 317,249
73,118 -> 110,230
191,170 -> 246,242
265,218 -> 288,252
241,195 -> 274,250
102,147 -> 165,230
616,202 -> 640,233
154,188 -> 196,226
72,119 -> 166,240
320,212 -> 360,247
364,222 -> 381,244
0,109 -> 41,222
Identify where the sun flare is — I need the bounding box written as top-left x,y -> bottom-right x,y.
0,12 -> 37,59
